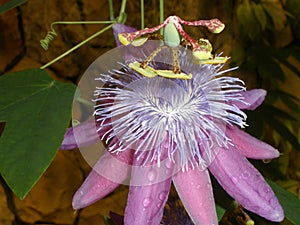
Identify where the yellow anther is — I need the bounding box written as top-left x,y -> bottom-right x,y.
118,33 -> 131,46
131,36 -> 149,47
192,49 -> 212,61
194,56 -> 229,65
129,62 -> 158,78
156,70 -> 192,79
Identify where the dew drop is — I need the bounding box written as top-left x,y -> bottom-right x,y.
165,169 -> 171,176
156,203 -> 162,208
242,171 -> 250,179
206,183 -> 211,189
232,177 -> 238,183
270,196 -> 278,206
147,170 -> 157,182
264,187 -> 271,193
165,160 -> 173,169
196,184 -> 201,189
159,191 -> 168,201
143,197 -> 152,208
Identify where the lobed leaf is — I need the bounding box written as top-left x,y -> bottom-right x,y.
0,69 -> 76,199
0,0 -> 27,14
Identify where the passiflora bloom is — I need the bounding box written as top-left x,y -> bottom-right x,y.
61,23 -> 284,225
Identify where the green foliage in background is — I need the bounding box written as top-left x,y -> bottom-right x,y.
229,0 -> 300,151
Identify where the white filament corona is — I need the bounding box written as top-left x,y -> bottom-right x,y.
93,50 -> 247,170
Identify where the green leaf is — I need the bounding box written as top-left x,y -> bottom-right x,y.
216,204 -> 226,221
0,0 -> 27,14
104,214 -> 117,225
268,180 -> 300,224
231,43 -> 246,66
236,0 -> 261,39
261,1 -> 291,31
0,69 -> 76,199
262,104 -> 297,121
257,57 -> 285,82
252,2 -> 267,30
264,116 -> 300,151
267,90 -> 300,112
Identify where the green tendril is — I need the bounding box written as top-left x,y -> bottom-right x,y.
40,21 -> 115,51
40,24 -> 113,69
40,0 -> 128,69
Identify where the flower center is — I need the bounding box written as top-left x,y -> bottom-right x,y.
94,44 -> 246,170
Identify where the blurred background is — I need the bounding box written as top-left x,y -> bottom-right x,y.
0,0 -> 299,224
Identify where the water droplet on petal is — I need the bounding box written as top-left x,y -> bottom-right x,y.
165,169 -> 171,176
159,191 -> 168,201
270,196 -> 278,206
264,186 -> 271,194
143,197 -> 152,208
196,184 -> 201,189
165,160 -> 173,169
232,177 -> 238,183
147,170 -> 157,182
242,171 -> 250,179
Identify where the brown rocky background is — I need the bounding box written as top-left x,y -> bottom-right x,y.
0,0 -> 299,225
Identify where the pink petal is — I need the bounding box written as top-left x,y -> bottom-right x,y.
209,146 -> 284,222
173,167 -> 218,225
60,118 -> 110,150
124,154 -> 172,225
230,89 -> 267,110
112,23 -> 137,47
72,146 -> 133,209
227,125 -> 280,159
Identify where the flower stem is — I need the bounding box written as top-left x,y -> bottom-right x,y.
108,0 -> 115,21
140,0 -> 144,29
159,0 -> 164,35
117,0 -> 127,23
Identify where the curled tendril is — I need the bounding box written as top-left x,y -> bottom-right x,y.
39,20 -> 119,52
40,23 -> 58,51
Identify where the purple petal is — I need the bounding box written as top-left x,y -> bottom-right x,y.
173,167 -> 218,225
72,146 -> 133,209
209,146 -> 284,222
112,23 -> 137,47
60,118 -> 110,150
230,89 -> 266,110
124,154 -> 172,225
227,125 -> 280,159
